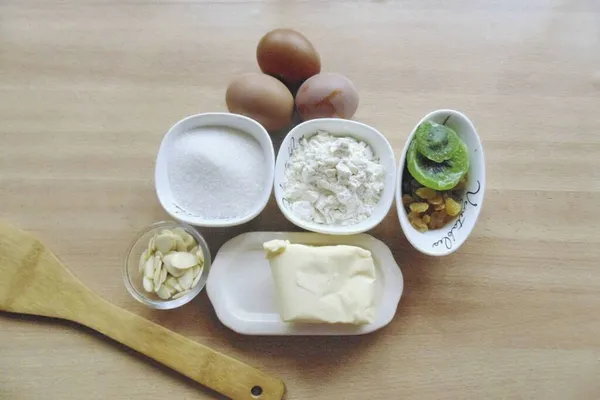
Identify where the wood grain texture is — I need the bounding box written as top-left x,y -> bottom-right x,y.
0,221 -> 285,400
1,0 -> 599,399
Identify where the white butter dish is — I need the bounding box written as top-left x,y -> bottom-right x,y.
206,232 -> 404,335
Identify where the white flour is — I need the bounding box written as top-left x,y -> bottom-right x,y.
168,126 -> 266,219
282,131 -> 385,225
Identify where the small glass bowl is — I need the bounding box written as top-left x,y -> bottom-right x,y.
123,221 -> 211,310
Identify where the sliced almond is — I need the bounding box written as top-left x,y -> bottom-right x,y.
196,248 -> 204,265
142,277 -> 154,292
153,260 -> 163,292
155,233 -> 174,254
171,227 -> 186,238
164,276 -> 176,291
191,267 -> 203,288
165,262 -> 186,278
143,257 -> 155,279
174,282 -> 183,292
139,228 -> 204,301
184,235 -> 195,251
164,284 -> 175,296
153,254 -> 162,271
159,266 -> 167,285
164,252 -> 198,270
147,234 -> 157,253
172,289 -> 191,299
178,268 -> 194,290
138,249 -> 150,273
164,276 -> 183,292
156,285 -> 172,300
172,227 -> 195,249
192,265 -> 201,277
173,235 -> 187,252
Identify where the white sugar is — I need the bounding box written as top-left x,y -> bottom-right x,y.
167,126 -> 266,219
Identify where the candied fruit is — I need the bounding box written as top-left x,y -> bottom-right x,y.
411,217 -> 428,232
409,202 -> 429,213
445,198 -> 462,217
402,194 -> 414,206
407,211 -> 421,221
415,187 -> 437,200
428,195 -> 444,205
433,202 -> 446,211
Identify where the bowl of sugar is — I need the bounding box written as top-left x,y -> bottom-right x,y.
274,118 -> 397,235
155,113 -> 275,227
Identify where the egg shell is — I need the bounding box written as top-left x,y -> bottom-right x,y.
226,72 -> 294,131
257,29 -> 321,89
295,73 -> 359,121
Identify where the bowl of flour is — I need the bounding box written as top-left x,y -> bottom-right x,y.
274,118 -> 396,235
155,113 -> 275,227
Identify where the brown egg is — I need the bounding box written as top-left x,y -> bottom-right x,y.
295,73 -> 359,121
225,73 -> 294,131
257,29 -> 321,89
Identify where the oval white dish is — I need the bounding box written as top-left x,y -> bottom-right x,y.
206,232 -> 404,335
396,109 -> 486,256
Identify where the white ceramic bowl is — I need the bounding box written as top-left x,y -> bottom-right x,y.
396,109 -> 486,256
274,118 -> 397,235
155,113 -> 275,227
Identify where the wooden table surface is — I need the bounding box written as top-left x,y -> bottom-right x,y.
1,1 -> 599,399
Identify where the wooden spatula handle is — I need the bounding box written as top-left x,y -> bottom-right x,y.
0,221 -> 283,399
76,295 -> 285,400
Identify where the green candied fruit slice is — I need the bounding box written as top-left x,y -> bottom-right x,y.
415,120 -> 460,163
407,138 -> 469,191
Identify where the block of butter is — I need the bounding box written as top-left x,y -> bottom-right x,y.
263,239 -> 377,325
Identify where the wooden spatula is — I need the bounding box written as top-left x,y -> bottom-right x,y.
0,221 -> 285,400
